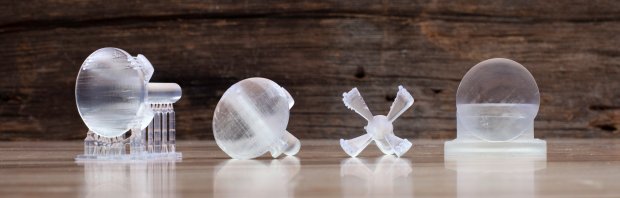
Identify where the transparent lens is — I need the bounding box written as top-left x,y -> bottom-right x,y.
456,58 -> 540,141
212,78 -> 294,159
76,48 -> 146,137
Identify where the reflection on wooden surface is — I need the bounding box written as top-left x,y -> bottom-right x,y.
2,140 -> 620,197
340,156 -> 412,197
445,155 -> 546,198
214,156 -> 300,198
78,161 -> 177,198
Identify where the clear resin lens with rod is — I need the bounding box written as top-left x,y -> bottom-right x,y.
75,47 -> 182,161
212,77 -> 300,159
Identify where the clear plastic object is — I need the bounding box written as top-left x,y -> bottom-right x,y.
444,58 -> 546,156
340,86 -> 414,157
212,77 -> 300,159
75,47 -> 182,161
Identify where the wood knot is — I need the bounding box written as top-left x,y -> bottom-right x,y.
354,66 -> 365,79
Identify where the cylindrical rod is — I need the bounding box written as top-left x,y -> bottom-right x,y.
147,83 -> 182,104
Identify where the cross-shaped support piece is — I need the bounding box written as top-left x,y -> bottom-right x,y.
340,86 -> 415,157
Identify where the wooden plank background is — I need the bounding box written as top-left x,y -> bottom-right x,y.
0,0 -> 619,140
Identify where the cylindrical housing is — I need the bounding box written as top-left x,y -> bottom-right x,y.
147,83 -> 182,104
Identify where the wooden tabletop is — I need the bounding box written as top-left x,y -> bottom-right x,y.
1,139 -> 620,197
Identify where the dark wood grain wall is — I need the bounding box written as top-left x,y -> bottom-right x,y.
0,1 -> 619,140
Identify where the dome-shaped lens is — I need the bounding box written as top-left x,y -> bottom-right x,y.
213,78 -> 291,159
75,48 -> 147,137
456,58 -> 540,141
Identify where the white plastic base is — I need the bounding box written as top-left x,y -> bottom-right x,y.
76,152 -> 182,161
444,139 -> 546,156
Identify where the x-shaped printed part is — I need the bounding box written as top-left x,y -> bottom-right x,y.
340,86 -> 414,157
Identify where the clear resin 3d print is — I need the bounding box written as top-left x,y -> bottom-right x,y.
444,58 -> 546,156
340,86 -> 414,157
75,47 -> 182,161
212,77 -> 300,159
